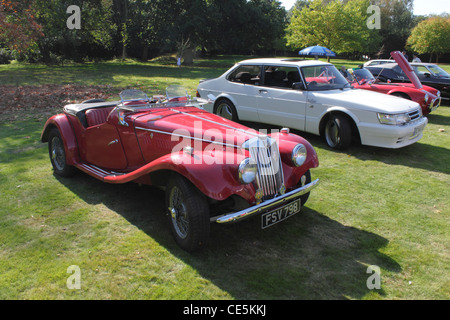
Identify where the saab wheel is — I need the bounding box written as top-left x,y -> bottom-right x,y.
324,114 -> 352,150
214,99 -> 238,121
166,175 -> 210,252
48,128 -> 75,177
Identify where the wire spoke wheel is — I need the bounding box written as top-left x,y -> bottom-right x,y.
165,175 -> 210,252
168,186 -> 189,239
50,136 -> 66,171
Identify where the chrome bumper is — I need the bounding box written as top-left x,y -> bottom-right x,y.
212,179 -> 319,224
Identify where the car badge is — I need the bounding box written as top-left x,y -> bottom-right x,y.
279,184 -> 286,195
255,189 -> 264,204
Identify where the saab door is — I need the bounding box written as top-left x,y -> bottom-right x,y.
256,65 -> 307,131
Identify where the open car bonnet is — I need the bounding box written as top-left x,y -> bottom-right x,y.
391,50 -> 423,90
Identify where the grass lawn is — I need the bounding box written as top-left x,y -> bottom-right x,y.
0,56 -> 448,300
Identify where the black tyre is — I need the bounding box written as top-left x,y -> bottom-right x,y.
165,175 -> 210,252
299,170 -> 312,207
324,114 -> 352,150
48,128 -> 76,177
213,99 -> 238,121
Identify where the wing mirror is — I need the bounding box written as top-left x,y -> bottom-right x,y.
292,82 -> 306,90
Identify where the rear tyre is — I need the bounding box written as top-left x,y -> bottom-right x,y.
324,114 -> 352,150
214,99 -> 238,121
48,128 -> 76,177
165,175 -> 210,252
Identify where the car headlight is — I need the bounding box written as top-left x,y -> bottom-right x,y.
292,144 -> 307,167
377,112 -> 410,125
238,158 -> 257,184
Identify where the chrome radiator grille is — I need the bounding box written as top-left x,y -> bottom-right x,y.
247,137 -> 284,200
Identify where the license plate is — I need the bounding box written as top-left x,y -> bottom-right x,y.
261,199 -> 301,229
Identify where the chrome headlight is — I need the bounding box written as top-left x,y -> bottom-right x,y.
377,112 -> 410,125
238,158 -> 257,184
292,144 -> 307,167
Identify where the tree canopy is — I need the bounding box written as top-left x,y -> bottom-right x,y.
0,0 -> 448,64
406,15 -> 450,63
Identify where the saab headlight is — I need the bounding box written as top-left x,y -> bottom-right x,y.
377,112 -> 410,125
238,158 -> 257,184
292,144 -> 307,167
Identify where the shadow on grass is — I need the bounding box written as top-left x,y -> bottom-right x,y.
55,171 -> 401,300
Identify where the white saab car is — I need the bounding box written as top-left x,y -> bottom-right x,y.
196,58 -> 428,150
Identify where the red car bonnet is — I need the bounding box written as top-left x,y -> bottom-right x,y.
391,51 -> 423,90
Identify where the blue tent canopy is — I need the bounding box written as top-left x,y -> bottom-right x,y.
299,45 -> 336,57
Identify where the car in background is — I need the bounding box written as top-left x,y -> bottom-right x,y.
348,68 -> 440,115
363,59 -> 394,67
41,85 -> 319,252
196,58 -> 428,150
366,61 -> 450,102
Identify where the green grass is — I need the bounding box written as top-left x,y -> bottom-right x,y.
0,56 -> 449,300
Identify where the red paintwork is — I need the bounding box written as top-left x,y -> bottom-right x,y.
41,99 -> 319,204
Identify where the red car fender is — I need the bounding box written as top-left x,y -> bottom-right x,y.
104,150 -> 256,202
41,114 -> 79,165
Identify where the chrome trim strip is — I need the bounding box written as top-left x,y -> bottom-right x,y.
212,178 -> 319,223
135,126 -> 240,148
169,109 -> 265,138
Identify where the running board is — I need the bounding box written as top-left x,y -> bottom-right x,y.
76,163 -> 127,181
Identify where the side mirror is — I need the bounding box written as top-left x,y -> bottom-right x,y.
424,72 -> 431,78
292,82 -> 305,90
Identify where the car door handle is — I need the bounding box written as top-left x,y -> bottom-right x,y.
108,139 -> 119,146
259,89 -> 268,94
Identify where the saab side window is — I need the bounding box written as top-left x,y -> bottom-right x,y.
263,66 -> 301,89
227,65 -> 260,85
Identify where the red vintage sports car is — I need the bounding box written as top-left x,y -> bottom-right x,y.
348,51 -> 440,115
41,86 -> 319,252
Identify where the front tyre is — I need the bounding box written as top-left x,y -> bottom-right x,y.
324,114 -> 352,150
48,128 -> 75,177
166,175 -> 210,252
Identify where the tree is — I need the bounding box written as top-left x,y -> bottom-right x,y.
0,0 -> 44,53
406,15 -> 450,63
373,0 -> 414,57
286,0 -> 380,57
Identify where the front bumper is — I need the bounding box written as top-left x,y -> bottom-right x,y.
358,116 -> 428,148
211,178 -> 319,224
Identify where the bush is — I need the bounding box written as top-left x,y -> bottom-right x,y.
0,48 -> 12,64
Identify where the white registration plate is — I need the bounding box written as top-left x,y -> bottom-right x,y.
261,199 -> 301,229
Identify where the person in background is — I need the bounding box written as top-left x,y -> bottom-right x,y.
412,54 -> 422,62
402,50 -> 409,61
340,65 -> 349,78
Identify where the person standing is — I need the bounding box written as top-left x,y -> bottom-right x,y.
412,54 -> 422,62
